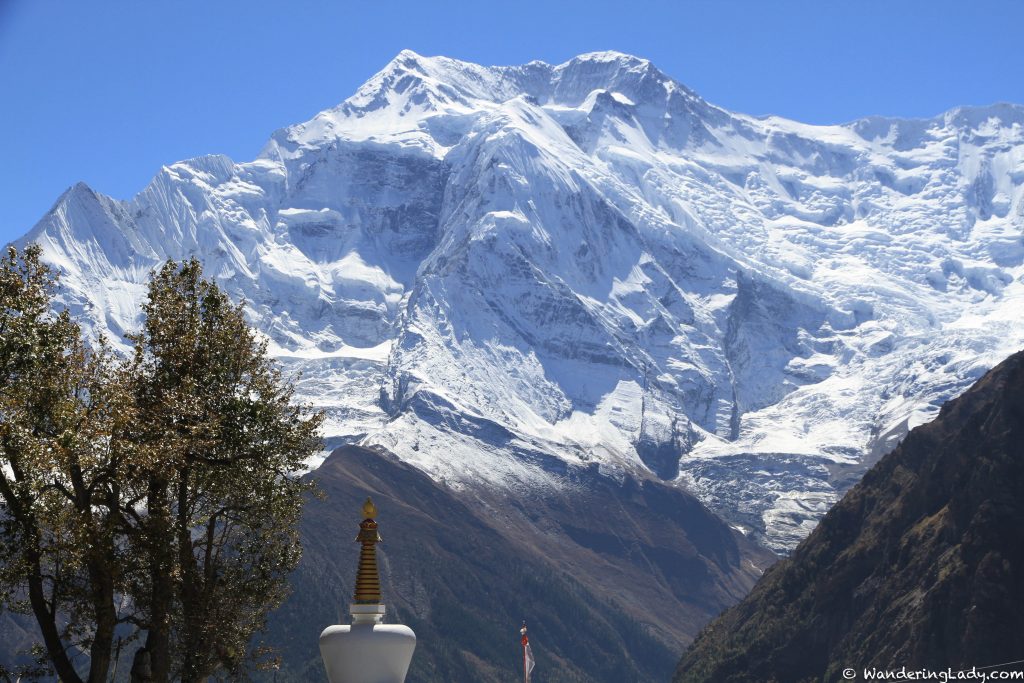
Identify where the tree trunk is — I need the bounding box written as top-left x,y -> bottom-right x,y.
177,467 -> 202,683
144,477 -> 173,683
71,462 -> 117,683
26,549 -> 85,683
129,648 -> 152,683
0,474 -> 84,683
84,551 -> 116,683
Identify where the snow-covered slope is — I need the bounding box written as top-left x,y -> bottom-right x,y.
19,51 -> 1024,550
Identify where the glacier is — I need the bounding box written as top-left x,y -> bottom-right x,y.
18,50 -> 1024,551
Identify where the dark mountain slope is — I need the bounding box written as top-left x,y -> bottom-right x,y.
262,445 -> 774,682
675,349 -> 1024,683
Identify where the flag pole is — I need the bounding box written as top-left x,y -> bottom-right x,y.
520,621 -> 533,683
522,622 -> 527,683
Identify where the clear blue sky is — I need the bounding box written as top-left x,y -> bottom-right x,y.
2,0 -> 1022,244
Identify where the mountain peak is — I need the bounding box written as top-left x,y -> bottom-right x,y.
564,50 -> 651,66
943,101 -> 1024,129
378,48 -> 452,78
394,47 -> 424,61
34,180 -> 102,229
20,50 -> 1024,556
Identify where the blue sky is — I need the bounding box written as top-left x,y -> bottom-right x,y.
2,0 -> 1022,244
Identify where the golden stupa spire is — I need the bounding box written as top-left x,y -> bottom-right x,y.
353,497 -> 383,604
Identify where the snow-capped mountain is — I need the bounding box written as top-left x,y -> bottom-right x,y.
20,51 -> 1024,551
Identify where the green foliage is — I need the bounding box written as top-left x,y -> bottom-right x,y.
124,259 -> 323,681
0,244 -> 123,682
0,248 -> 323,683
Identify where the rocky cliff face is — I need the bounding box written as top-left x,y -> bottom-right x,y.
675,349 -> 1024,682
263,445 -> 773,682
16,51 -> 1024,550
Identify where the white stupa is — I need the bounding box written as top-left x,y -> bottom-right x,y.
319,497 -> 417,683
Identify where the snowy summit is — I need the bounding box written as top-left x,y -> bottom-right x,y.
20,51 -> 1024,550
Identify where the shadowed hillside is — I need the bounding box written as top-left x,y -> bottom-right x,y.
675,349 -> 1024,683
262,445 -> 774,682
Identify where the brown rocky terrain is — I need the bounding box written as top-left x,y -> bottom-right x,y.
675,349 -> 1024,683
263,445 -> 774,682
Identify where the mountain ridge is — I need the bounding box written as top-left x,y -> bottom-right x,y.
15,50 -> 1024,550
675,347 -> 1024,682
263,443 -> 773,682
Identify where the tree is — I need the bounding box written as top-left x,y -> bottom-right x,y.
0,244 -> 131,683
0,249 -> 323,682
123,259 -> 323,682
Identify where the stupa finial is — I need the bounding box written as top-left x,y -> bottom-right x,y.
353,497 -> 383,606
